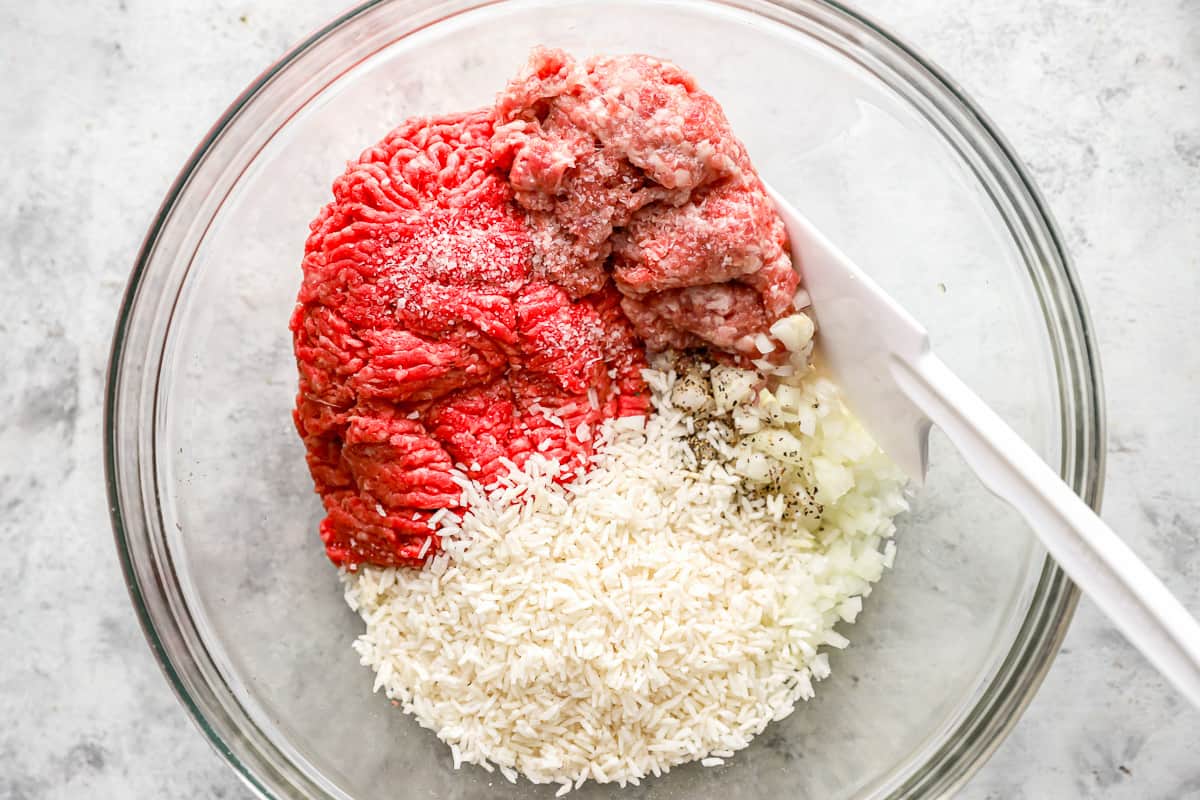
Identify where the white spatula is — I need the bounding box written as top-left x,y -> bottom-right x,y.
766,186 -> 1200,709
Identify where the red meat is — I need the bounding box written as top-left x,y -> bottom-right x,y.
292,111 -> 648,569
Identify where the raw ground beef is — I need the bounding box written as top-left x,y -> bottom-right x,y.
293,50 -> 802,568
293,112 -> 647,568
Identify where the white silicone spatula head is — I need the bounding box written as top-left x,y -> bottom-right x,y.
765,184 -> 1200,710
764,186 -> 934,482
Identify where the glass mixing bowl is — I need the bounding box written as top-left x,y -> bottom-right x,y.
106,1 -> 1105,798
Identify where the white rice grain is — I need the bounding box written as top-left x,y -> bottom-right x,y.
344,363 -> 906,793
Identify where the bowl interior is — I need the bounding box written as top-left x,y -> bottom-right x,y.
143,1 -> 1072,798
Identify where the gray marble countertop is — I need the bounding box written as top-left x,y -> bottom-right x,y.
2,1 -> 1197,797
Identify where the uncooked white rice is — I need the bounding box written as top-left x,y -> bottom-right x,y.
345,326 -> 907,793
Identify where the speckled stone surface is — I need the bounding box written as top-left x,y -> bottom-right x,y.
1,1 -> 1197,798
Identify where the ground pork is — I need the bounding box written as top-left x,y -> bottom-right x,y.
491,48 -> 799,355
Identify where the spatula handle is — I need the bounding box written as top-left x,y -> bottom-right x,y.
892,352 -> 1200,709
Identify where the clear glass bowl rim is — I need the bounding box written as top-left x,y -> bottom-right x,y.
104,1 -> 1106,798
